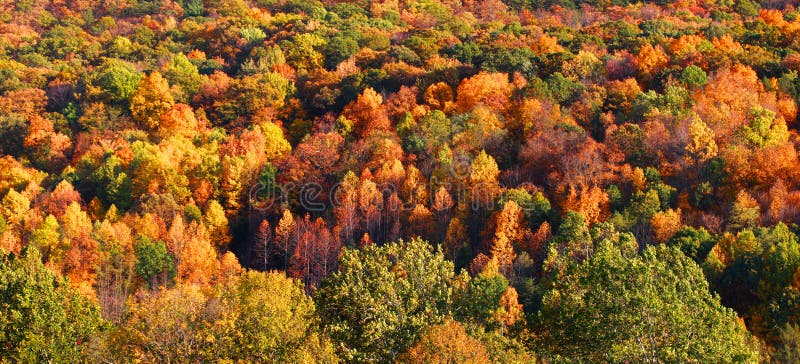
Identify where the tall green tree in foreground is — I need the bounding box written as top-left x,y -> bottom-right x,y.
537,242 -> 760,362
0,247 -> 104,363
315,238 -> 455,363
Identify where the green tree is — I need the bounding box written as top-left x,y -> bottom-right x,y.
282,33 -> 326,70
548,211 -> 593,267
454,260 -> 522,333
90,155 -> 132,211
29,214 -> 64,262
667,226 -> 717,263
315,238 -> 454,363
325,33 -> 360,69
737,107 -> 788,149
537,243 -> 760,362
94,58 -> 142,103
735,0 -> 760,17
233,72 -> 294,114
609,123 -> 650,166
776,323 -> 800,363
418,110 -> 452,156
163,53 -> 202,101
134,236 -> 176,288
681,65 -> 708,88
612,188 -> 663,242
546,72 -> 584,104
0,247 -> 104,363
182,0 -> 204,16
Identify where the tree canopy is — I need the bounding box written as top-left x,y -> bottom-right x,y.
1,0 -> 800,361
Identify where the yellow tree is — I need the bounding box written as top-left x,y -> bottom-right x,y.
1,189 -> 30,226
169,215 -> 219,286
259,121 -> 291,161
424,82 -> 455,112
685,115 -> 718,163
359,176 -> 382,239
469,150 -> 500,209
386,191 -> 403,242
376,158 -> 405,188
121,284 -> 209,362
274,209 -> 297,268
218,251 -> 242,282
94,219 -> 136,322
490,233 -> 516,278
130,71 -> 175,130
432,186 -> 454,242
561,185 -> 610,225
29,214 -> 64,263
166,210 -> 187,259
178,224 -> 219,286
204,200 -> 230,249
220,155 -> 246,214
402,165 -> 428,205
452,106 -> 506,153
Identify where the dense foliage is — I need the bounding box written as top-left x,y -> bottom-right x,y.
3,0 -> 800,361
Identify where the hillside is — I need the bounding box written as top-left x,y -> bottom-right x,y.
1,0 -> 800,362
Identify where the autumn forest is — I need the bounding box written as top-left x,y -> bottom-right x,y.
2,0 -> 800,362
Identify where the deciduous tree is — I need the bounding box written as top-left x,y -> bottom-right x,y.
0,247 -> 104,363
538,243 -> 760,362
130,71 -> 175,130
315,238 -> 455,362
